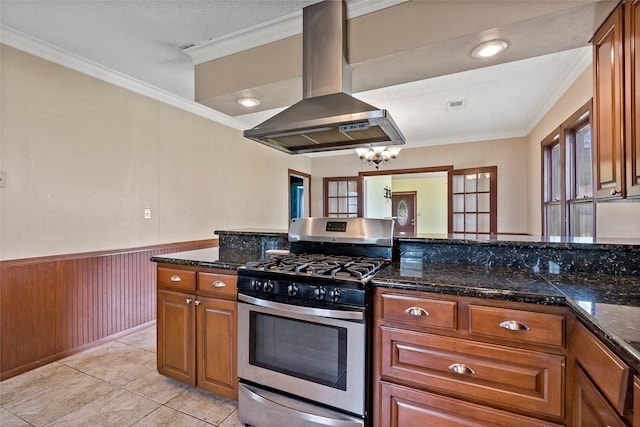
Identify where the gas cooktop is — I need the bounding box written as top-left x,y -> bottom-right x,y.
244,253 -> 385,281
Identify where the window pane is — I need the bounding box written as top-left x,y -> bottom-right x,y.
347,180 -> 358,194
465,174 -> 477,193
477,214 -> 490,233
465,194 -> 476,212
328,198 -> 338,213
478,173 -> 490,192
477,194 -> 490,212
348,198 -> 357,213
571,201 -> 594,237
338,198 -> 347,213
551,144 -> 561,201
338,181 -> 347,196
575,124 -> 593,199
546,203 -> 561,236
453,175 -> 464,193
453,195 -> 464,212
328,182 -> 338,197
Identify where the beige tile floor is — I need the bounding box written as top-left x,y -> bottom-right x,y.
0,325 -> 244,427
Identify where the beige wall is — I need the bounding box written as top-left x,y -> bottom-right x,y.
310,137 -> 529,234
392,176 -> 448,234
526,66 -> 640,238
0,45 -> 310,260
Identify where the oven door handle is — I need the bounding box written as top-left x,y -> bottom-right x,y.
238,294 -> 364,321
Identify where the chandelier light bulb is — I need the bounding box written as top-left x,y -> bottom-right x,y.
354,146 -> 402,170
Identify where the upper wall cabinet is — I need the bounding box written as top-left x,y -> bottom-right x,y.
625,0 -> 640,198
593,1 -> 640,200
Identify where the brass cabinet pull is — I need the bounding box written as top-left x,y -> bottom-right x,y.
213,280 -> 226,288
499,320 -> 530,331
448,363 -> 475,375
405,307 -> 429,316
170,275 -> 182,282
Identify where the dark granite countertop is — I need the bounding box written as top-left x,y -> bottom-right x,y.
151,248 -> 243,270
374,261 -> 640,372
152,247 -> 640,370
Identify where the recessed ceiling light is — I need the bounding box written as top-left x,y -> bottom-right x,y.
471,39 -> 509,59
237,97 -> 261,107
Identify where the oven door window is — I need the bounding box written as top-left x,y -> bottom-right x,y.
249,312 -> 347,391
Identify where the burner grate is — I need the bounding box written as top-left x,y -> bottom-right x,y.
245,253 -> 384,280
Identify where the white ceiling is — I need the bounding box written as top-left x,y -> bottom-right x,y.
0,1 -> 613,152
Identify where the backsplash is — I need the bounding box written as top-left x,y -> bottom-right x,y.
396,239 -> 640,276
215,229 -> 289,261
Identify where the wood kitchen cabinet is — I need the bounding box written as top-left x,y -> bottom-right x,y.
570,321 -> 634,426
634,376 -> 640,427
593,1 -> 640,199
372,288 -> 568,426
156,264 -> 238,400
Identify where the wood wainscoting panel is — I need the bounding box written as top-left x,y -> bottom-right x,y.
1,239 -> 216,380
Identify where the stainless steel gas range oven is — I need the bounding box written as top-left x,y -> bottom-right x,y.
236,217 -> 394,427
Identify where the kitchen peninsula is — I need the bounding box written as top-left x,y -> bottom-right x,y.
151,229 -> 640,426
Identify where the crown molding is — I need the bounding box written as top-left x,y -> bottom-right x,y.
1,25 -> 247,131
184,0 -> 409,65
525,46 -> 592,134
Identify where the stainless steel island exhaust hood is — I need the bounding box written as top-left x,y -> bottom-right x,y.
243,0 -> 405,154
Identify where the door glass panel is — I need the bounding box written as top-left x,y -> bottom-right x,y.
464,194 -> 476,212
453,195 -> 464,212
347,180 -> 358,194
465,214 -> 477,232
250,312 -> 347,390
453,175 -> 464,193
464,174 -> 477,192
477,173 -> 490,192
477,214 -> 490,233
477,194 -> 490,212
453,214 -> 464,231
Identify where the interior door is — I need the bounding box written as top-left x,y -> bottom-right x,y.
392,192 -> 416,235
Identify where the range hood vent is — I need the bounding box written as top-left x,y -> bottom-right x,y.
243,0 -> 405,154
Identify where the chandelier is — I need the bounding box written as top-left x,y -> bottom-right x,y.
355,146 -> 401,169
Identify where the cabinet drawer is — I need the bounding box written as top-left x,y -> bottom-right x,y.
468,305 -> 565,348
197,272 -> 237,298
380,381 -> 563,427
379,326 -> 565,418
158,268 -> 196,291
571,321 -> 631,415
380,293 -> 457,330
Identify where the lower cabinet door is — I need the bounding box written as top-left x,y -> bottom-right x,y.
197,297 -> 237,399
380,382 -> 563,427
157,289 -> 196,386
573,365 -> 627,427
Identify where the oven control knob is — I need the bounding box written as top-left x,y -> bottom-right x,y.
329,288 -> 342,302
314,286 -> 326,300
287,283 -> 299,296
264,280 -> 274,292
251,280 -> 262,291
